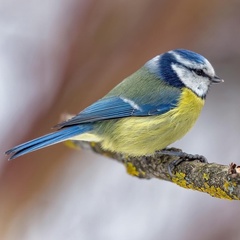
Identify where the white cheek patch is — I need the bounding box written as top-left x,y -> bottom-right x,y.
171,64 -> 210,97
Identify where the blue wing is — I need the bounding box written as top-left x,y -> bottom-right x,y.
56,95 -> 179,128
6,84 -> 180,159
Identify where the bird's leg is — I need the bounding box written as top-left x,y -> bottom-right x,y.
158,148 -> 208,176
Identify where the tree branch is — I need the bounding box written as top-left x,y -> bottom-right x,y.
67,140 -> 240,200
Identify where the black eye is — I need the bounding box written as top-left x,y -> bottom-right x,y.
195,69 -> 205,76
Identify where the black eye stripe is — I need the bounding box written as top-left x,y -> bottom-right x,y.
193,69 -> 209,78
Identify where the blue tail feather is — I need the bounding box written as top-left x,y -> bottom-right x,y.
5,125 -> 92,160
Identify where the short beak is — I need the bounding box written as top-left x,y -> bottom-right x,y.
212,75 -> 224,84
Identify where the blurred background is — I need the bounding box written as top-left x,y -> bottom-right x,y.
1,0 -> 240,239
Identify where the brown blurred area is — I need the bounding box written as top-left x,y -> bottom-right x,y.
1,1 -> 240,239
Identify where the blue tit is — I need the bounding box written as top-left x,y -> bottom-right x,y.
6,49 -> 223,160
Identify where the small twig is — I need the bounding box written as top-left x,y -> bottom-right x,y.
65,140 -> 240,200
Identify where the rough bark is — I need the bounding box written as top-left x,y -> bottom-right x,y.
67,140 -> 240,200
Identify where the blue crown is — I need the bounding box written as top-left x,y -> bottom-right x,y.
173,49 -> 206,64
145,49 -> 207,88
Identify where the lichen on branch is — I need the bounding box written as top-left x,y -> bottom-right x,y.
66,140 -> 240,200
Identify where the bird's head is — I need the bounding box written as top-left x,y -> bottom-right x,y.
145,49 -> 223,98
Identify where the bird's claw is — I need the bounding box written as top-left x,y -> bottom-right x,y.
162,151 -> 208,176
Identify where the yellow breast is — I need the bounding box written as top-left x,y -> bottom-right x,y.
100,88 -> 204,156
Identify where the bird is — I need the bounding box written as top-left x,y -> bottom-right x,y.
5,49 -> 223,160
